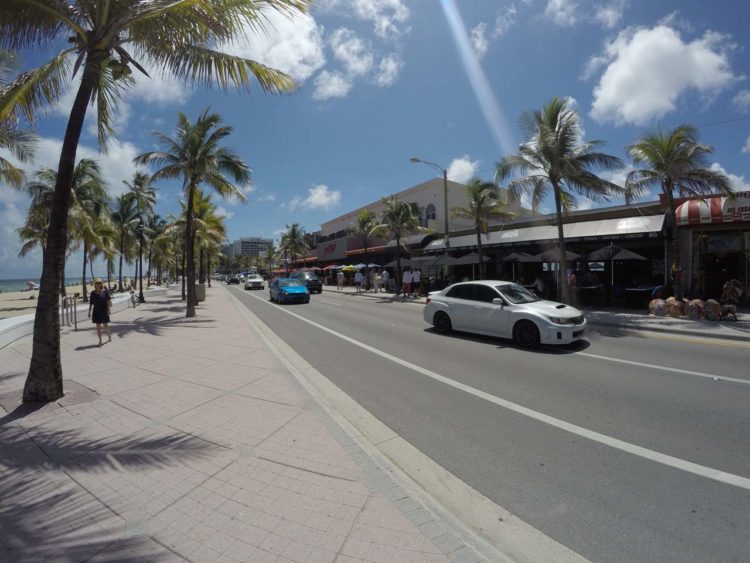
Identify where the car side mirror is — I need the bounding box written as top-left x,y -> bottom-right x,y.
492,298 -> 505,306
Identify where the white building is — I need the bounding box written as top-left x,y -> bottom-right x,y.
314,177 -> 526,261
225,237 -> 274,258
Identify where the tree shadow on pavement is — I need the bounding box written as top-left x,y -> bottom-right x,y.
112,314 -> 216,339
0,423 -> 223,561
423,327 -> 590,354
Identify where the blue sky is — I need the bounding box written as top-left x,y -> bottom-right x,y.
1,0 -> 749,278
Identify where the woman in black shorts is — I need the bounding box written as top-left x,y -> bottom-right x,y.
88,278 -> 112,346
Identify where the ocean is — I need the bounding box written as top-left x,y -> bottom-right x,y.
0,278 -> 84,293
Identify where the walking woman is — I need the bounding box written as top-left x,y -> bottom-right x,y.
88,278 -> 112,346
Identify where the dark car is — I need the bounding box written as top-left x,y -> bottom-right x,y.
290,271 -> 323,294
227,275 -> 240,284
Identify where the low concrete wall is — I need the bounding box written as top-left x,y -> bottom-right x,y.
0,287 -> 169,350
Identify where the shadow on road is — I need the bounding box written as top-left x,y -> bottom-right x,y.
422,327 -> 590,354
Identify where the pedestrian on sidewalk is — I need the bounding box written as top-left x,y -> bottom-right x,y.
88,278 -> 112,346
373,270 -> 382,293
354,270 -> 363,293
402,267 -> 413,298
412,267 -> 421,298
337,269 -> 345,290
381,269 -> 389,293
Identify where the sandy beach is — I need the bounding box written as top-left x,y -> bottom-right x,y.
0,283 -> 126,319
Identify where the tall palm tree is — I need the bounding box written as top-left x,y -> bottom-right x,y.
265,246 -> 277,277
1,0 -> 309,402
279,223 -> 307,272
372,196 -> 431,293
625,125 -> 732,283
452,178 -> 516,279
136,110 -> 248,317
0,49 -> 35,187
347,210 -> 379,266
111,194 -> 139,293
192,194 -> 227,288
145,214 -> 167,287
88,216 -> 118,290
124,172 -> 156,302
496,97 -> 624,303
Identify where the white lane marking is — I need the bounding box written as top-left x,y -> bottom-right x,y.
319,300 -> 341,306
248,292 -> 750,491
576,352 -> 750,386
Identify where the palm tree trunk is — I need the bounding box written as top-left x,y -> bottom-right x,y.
89,254 -> 95,282
146,244 -> 153,288
199,249 -> 205,284
118,233 -> 125,292
395,235 -> 402,295
476,228 -> 484,280
185,181 -> 197,316
206,250 -> 212,288
81,242 -> 88,303
23,55 -> 102,403
138,229 -> 145,303
181,247 -> 186,301
552,182 -> 570,304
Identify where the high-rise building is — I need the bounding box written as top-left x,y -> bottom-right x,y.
226,237 -> 274,258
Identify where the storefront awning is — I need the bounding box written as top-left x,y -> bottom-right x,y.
385,233 -> 434,248
675,194 -> 750,226
426,214 -> 665,251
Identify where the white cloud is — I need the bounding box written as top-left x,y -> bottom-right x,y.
375,55 -> 403,87
733,89 -> 750,111
594,0 -> 626,29
312,70 -> 352,100
446,156 -> 479,184
329,28 -> 374,77
470,23 -> 489,59
493,4 -> 519,37
258,193 -> 276,203
215,205 -> 234,220
743,136 -> 750,154
220,10 -> 325,82
710,163 -> 750,191
321,0 -> 410,39
288,184 -> 341,211
545,0 -> 578,27
589,26 -> 738,125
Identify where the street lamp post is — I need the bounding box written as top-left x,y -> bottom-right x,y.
409,157 -> 450,280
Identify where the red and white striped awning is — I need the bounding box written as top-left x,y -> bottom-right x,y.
675,193 -> 750,226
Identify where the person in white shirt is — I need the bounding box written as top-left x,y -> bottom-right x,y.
354,270 -> 363,293
381,270 -> 389,293
411,268 -> 421,298
402,268 -> 412,298
336,269 -> 344,290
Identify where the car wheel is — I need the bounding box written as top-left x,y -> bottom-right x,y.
433,311 -> 452,333
513,320 -> 540,348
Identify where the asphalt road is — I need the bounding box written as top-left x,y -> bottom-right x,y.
227,285 -> 750,563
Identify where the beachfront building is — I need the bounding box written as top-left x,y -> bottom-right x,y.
224,237 -> 274,258
312,177 -> 528,263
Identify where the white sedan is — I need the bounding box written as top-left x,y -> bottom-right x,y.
244,274 -> 265,290
424,280 -> 586,347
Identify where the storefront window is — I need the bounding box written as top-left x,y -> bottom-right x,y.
691,230 -> 744,300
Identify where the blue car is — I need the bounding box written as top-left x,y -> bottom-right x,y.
270,278 -> 310,304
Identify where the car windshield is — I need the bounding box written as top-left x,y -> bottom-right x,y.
496,283 -> 540,304
297,273 -> 318,280
249,275 -> 262,280
279,280 -> 304,287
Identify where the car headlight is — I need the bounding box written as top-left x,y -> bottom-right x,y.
548,316 -> 570,325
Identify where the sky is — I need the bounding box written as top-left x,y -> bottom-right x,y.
1,0 -> 750,278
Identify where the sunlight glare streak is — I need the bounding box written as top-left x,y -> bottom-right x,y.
439,0 -> 516,155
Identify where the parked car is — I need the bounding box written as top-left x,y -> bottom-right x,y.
290,271 -> 323,294
270,278 -> 310,304
227,275 -> 240,285
244,274 -> 265,290
423,280 -> 586,347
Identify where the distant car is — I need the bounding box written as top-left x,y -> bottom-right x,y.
423,280 -> 586,347
227,275 -> 241,285
244,274 -> 265,290
290,271 -> 323,294
270,278 -> 310,304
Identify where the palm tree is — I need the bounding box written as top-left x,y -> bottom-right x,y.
347,210 -> 379,266
111,194 -> 139,293
264,246 -> 277,277
625,125 -> 732,285
372,196 -> 431,293
124,172 -> 156,302
189,191 -> 227,288
136,110 -> 248,317
496,97 -> 624,303
279,223 -> 307,272
88,216 -> 118,290
0,49 -> 35,187
452,178 -> 516,279
1,0 -> 309,402
145,214 -> 167,288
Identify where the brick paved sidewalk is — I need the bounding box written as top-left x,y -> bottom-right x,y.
0,288 -> 477,562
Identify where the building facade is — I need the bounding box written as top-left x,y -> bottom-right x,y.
224,237 -> 274,258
